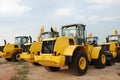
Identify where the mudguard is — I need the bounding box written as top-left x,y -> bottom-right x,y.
63,45 -> 87,56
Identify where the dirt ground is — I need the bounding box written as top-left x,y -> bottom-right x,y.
0,58 -> 120,80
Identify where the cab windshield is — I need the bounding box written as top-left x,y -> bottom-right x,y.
15,37 -> 28,44
87,37 -> 97,43
108,35 -> 118,42
41,33 -> 52,40
62,26 -> 77,37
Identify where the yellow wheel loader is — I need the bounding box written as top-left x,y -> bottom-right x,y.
86,33 -> 113,66
34,24 -> 106,76
20,26 -> 59,66
0,36 -> 32,62
101,28 -> 120,66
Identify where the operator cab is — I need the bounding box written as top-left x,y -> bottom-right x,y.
62,24 -> 86,45
106,35 -> 120,46
86,36 -> 98,46
15,36 -> 32,51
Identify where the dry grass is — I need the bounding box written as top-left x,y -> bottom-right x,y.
10,60 -> 29,80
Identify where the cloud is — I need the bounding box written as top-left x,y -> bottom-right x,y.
102,17 -> 119,21
74,15 -> 119,24
84,0 -> 120,11
85,0 -> 120,5
71,0 -> 120,24
0,0 -> 31,17
74,15 -> 97,24
54,8 -> 73,17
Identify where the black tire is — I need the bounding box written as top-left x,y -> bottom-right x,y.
12,52 -> 21,62
5,58 -> 12,61
105,52 -> 114,66
69,50 -> 88,76
117,50 -> 120,62
31,62 -> 41,66
45,66 -> 60,72
93,51 -> 106,69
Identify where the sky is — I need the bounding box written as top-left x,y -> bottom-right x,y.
0,0 -> 120,45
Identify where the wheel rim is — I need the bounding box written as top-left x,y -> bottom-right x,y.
16,54 -> 20,60
101,54 -> 106,64
79,57 -> 86,70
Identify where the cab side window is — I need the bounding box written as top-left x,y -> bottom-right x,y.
69,39 -> 74,45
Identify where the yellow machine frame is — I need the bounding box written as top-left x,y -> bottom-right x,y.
34,24 -> 106,76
